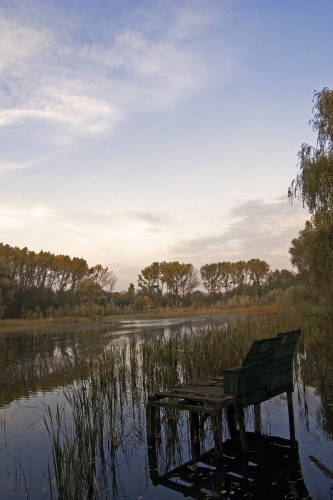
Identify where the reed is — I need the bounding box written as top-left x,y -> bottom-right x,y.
43,310 -> 332,499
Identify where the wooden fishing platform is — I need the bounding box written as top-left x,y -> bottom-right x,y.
147,433 -> 310,499
146,329 -> 301,454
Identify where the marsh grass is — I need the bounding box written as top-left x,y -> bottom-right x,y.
44,340 -> 147,499
0,304 -> 283,336
40,311 -> 333,499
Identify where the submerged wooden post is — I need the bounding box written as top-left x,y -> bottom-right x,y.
189,411 -> 200,462
213,412 -> 223,459
254,403 -> 261,435
236,405 -> 248,453
287,391 -> 296,443
147,441 -> 159,484
146,399 -> 157,442
226,405 -> 237,439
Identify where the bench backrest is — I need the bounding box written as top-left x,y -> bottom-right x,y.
223,330 -> 301,406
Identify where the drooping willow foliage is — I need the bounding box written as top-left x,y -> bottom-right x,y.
289,88 -> 333,302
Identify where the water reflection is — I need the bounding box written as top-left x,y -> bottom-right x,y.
148,421 -> 310,499
0,315 -> 332,499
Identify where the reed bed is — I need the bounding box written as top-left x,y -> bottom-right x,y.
41,311 -> 333,499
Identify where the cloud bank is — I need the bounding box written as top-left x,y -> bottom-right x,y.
170,197 -> 308,270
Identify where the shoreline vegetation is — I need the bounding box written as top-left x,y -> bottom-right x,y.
1,305 -> 332,499
34,313 -> 333,497
0,301 -> 330,336
0,305 -> 271,336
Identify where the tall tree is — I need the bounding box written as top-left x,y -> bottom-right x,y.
289,88 -> 333,220
218,261 -> 233,293
88,264 -> 118,292
230,261 -> 248,292
0,259 -> 15,318
200,263 -> 221,298
247,258 -> 270,296
137,262 -> 161,292
288,88 -> 333,300
200,262 -> 232,297
289,219 -> 333,300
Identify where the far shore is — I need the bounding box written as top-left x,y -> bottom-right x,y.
0,306 -> 273,337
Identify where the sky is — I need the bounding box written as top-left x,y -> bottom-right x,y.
1,0 -> 332,291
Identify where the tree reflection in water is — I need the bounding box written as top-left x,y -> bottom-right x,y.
0,316 -> 332,499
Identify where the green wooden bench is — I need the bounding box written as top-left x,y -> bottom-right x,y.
146,329 -> 301,454
223,329 -> 300,406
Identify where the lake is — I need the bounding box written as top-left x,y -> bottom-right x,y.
0,314 -> 332,499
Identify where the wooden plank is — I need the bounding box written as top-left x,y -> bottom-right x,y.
169,385 -> 225,395
147,399 -> 221,414
241,337 -> 281,366
270,357 -> 292,370
239,382 -> 294,407
270,366 -> 292,391
254,403 -> 261,435
241,367 -> 268,394
226,405 -> 237,439
242,330 -> 300,367
146,403 -> 156,442
236,406 -> 248,453
213,412 -> 223,458
287,391 -> 296,443
225,368 -> 242,395
153,391 -> 226,403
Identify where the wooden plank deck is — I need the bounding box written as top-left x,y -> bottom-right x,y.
146,329 -> 301,453
148,379 -> 235,411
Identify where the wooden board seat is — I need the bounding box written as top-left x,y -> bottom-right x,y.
146,329 -> 301,453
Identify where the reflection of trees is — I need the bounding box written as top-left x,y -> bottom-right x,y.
1,316 -> 332,498
44,339 -> 149,499
296,332 -> 333,439
0,329 -> 116,407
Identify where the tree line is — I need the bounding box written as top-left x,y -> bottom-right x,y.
2,90 -> 331,317
0,242 -> 295,319
136,259 -> 294,310
0,243 -> 117,318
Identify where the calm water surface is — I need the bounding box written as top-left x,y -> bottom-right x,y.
0,315 -> 332,499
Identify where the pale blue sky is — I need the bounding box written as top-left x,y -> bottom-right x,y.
1,0 -> 332,289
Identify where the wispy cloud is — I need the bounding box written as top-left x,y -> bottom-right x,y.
0,205 -> 172,237
170,198 -> 309,269
0,1 -> 226,144
0,160 -> 36,176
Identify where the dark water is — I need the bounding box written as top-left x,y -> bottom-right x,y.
0,315 -> 332,499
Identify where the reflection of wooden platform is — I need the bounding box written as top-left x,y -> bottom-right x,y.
148,433 -> 310,499
147,330 -> 301,453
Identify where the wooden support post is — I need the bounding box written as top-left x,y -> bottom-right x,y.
189,411 -> 200,462
236,405 -> 248,453
213,458 -> 226,497
226,405 -> 237,439
241,455 -> 249,487
254,403 -> 261,435
147,442 -> 159,484
287,391 -> 296,443
213,412 -> 223,459
146,401 -> 156,443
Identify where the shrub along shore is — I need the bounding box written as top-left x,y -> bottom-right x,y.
0,299 -> 330,336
